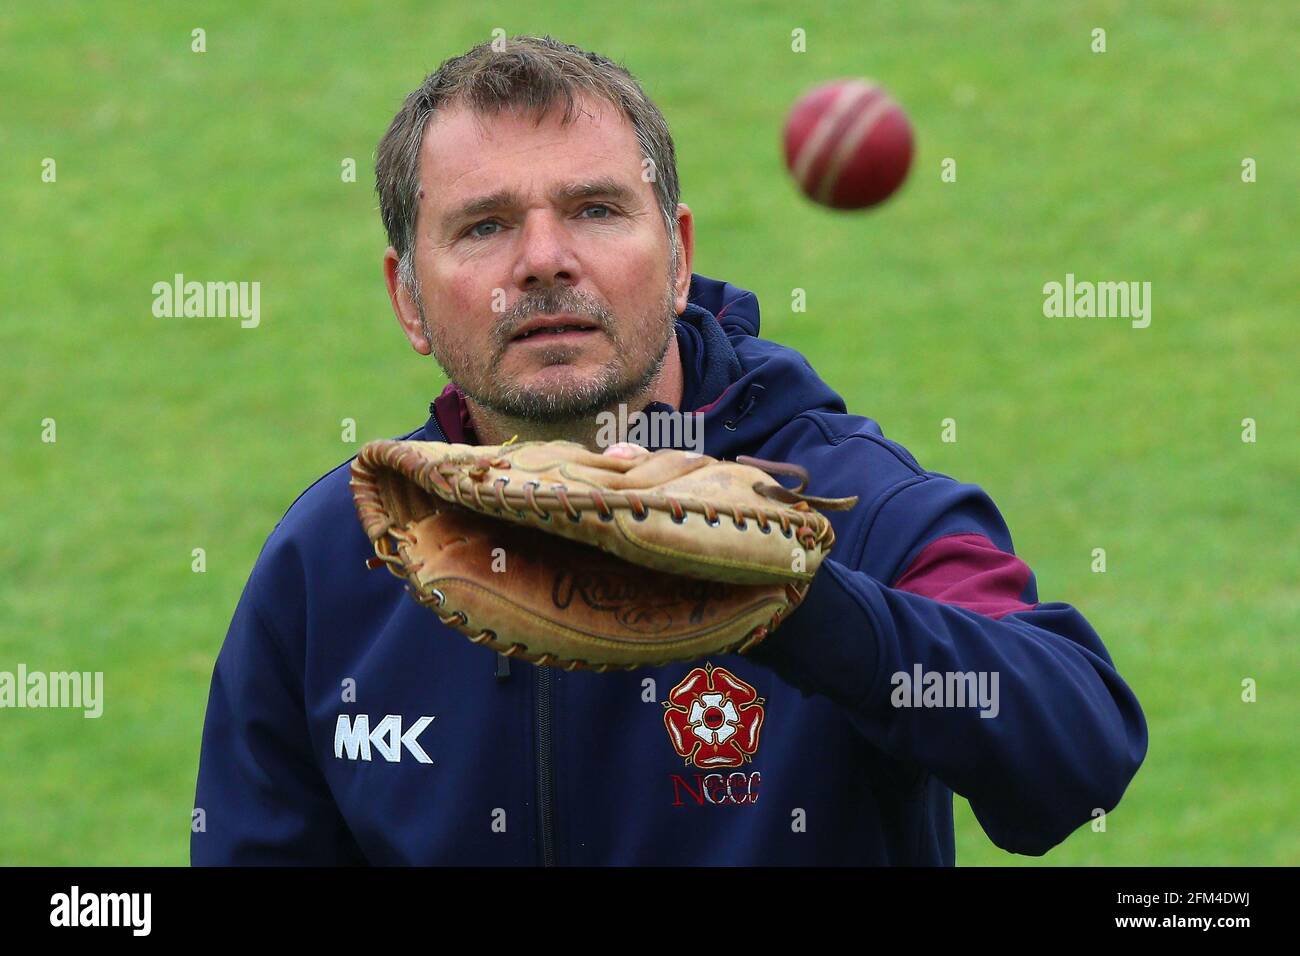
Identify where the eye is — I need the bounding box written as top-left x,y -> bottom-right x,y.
468,220 -> 502,239
579,204 -> 614,220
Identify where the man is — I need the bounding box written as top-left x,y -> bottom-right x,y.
192,36 -> 1147,865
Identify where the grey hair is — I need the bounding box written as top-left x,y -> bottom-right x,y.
376,35 -> 682,293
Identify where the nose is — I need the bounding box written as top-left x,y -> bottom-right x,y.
511,209 -> 581,291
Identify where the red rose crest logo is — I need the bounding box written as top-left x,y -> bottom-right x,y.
662,663 -> 765,769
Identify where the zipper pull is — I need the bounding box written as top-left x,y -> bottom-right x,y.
724,383 -> 764,430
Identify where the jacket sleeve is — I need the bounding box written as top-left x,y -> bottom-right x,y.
748,475 -> 1148,856
191,536 -> 367,865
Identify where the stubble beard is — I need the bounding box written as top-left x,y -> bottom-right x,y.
417,277 -> 679,425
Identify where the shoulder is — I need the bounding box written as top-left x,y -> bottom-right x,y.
762,409 -> 1013,577
246,425 -> 429,602
798,411 -> 1023,583
273,424 -> 427,541
798,409 -> 927,475
767,408 -> 934,506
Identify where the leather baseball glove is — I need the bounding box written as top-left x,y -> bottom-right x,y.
350,439 -> 858,671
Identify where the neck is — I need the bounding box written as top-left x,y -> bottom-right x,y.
466,333 -> 684,451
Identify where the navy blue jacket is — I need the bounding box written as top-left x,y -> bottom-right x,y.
191,273 -> 1147,865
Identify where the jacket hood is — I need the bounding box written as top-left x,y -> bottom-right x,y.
678,273 -> 849,459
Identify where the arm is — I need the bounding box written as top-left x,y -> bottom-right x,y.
191,541 -> 367,866
748,477 -> 1148,855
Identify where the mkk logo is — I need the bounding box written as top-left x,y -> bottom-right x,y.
334,714 -> 434,763
662,663 -> 764,769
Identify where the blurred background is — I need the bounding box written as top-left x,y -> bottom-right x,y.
1,0 -> 1294,865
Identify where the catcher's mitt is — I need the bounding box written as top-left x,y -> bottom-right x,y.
350,439 -> 858,671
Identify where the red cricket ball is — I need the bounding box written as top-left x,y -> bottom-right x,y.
783,78 -> 914,210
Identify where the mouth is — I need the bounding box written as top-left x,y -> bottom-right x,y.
509,315 -> 603,344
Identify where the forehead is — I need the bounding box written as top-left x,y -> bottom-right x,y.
418,95 -> 649,213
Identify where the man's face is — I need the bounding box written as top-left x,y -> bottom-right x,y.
403,95 -> 686,422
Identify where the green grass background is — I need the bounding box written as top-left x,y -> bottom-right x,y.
1,0 -> 1295,865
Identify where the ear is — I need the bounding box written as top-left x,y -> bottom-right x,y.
671,203 -> 695,315
383,247 -> 432,355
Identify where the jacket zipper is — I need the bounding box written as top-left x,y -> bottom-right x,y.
535,667 -> 556,867
427,406 -> 555,860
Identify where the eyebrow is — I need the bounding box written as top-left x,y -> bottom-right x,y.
440,178 -> 639,234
